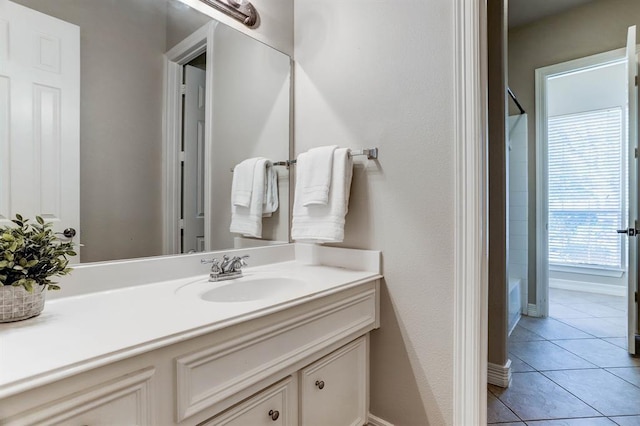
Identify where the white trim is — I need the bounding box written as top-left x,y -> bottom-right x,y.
535,47 -> 635,319
550,264 -> 625,278
535,66 -> 550,318
527,303 -> 539,317
453,0 -> 488,425
368,413 -> 395,426
550,278 -> 626,296
487,360 -> 512,388
163,23 -> 216,255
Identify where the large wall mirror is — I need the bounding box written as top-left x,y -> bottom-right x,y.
0,0 -> 291,264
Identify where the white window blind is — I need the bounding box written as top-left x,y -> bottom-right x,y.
547,108 -> 625,269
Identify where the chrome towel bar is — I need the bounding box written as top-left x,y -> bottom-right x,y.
230,147 -> 379,172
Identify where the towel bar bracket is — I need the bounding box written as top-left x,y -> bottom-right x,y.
360,147 -> 378,160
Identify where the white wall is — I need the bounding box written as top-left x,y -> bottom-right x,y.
294,0 -> 455,424
548,62 -> 627,116
177,0 -> 293,56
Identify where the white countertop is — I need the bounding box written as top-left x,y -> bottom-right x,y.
0,258 -> 381,399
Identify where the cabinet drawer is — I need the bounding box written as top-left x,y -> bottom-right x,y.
300,337 -> 368,426
202,377 -> 297,426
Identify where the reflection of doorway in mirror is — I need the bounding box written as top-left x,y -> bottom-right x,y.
182,60 -> 207,253
0,1 -> 80,262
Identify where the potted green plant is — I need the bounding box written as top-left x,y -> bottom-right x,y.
0,214 -> 76,322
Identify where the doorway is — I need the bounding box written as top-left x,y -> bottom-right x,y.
181,54 -> 207,254
163,22 -> 215,255
537,54 -> 629,325
488,1 -> 640,424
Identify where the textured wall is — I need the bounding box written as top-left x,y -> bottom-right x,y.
294,0 -> 455,423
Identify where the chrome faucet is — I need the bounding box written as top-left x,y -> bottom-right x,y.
201,255 -> 249,282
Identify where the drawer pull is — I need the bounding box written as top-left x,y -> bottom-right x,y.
315,380 -> 325,390
268,409 -> 280,421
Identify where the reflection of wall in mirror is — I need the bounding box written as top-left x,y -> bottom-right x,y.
210,23 -> 291,250
11,0 -> 208,262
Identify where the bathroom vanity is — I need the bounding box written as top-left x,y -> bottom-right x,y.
0,244 -> 381,425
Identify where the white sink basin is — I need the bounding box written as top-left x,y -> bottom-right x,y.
201,277 -> 307,303
175,275 -> 311,303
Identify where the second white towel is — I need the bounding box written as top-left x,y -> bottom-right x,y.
291,148 -> 353,243
297,145 -> 337,207
230,158 -> 271,238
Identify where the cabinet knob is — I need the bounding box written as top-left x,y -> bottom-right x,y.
268,409 -> 280,421
315,380 -> 325,390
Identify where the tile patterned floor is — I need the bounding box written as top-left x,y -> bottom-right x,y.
488,288 -> 640,425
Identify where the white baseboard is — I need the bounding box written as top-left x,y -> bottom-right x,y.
368,413 -> 395,426
550,279 -> 625,297
527,303 -> 539,317
487,359 -> 512,388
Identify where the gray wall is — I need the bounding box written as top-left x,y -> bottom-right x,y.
508,0 -> 640,303
295,0 -> 455,424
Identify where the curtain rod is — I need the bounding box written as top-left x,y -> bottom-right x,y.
508,87 -> 526,115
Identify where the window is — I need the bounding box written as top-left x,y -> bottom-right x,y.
547,108 -> 626,270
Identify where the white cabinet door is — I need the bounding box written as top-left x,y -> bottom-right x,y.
203,377 -> 297,426
299,337 -> 368,426
4,368 -> 155,426
0,0 -> 80,259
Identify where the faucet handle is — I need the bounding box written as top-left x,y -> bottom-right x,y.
201,257 -> 222,274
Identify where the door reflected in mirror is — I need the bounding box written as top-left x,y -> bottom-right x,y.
1,0 -> 291,263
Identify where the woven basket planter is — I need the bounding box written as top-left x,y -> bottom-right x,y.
0,285 -> 46,323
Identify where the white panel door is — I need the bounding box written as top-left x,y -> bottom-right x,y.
0,0 -> 80,258
626,25 -> 639,355
182,65 -> 206,253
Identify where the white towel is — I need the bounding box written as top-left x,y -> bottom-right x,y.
292,148 -> 353,243
230,158 -> 268,238
262,163 -> 279,217
297,145 -> 337,206
231,158 -> 260,207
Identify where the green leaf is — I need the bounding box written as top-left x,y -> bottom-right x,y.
36,216 -> 45,225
